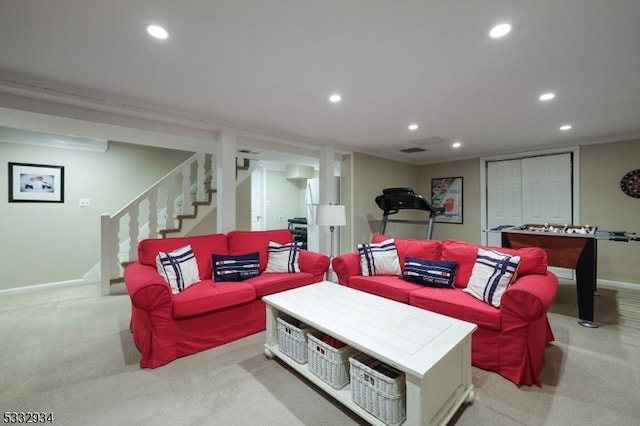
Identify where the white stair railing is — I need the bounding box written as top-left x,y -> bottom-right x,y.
100,152 -> 214,295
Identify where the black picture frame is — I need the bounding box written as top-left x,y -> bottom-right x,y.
8,162 -> 65,203
431,176 -> 463,224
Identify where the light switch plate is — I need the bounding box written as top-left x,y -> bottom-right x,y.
79,198 -> 91,207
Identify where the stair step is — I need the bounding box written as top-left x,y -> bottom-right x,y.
176,214 -> 197,220
160,228 -> 181,237
155,183 -> 218,239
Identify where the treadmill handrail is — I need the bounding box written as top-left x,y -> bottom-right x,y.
375,187 -> 444,239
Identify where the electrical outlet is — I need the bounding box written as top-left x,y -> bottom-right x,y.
279,215 -> 283,222
79,198 -> 91,207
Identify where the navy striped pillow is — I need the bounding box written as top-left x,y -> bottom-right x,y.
402,257 -> 457,288
213,252 -> 260,282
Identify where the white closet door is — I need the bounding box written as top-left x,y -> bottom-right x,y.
520,153 -> 574,278
521,154 -> 572,225
485,151 -> 575,278
486,159 -> 523,246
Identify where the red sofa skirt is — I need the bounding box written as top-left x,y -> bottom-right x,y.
131,299 -> 266,368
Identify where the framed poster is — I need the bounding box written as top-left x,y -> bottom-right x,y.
8,162 -> 65,203
431,176 -> 463,224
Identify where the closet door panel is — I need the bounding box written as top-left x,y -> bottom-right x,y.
522,153 -> 573,278
487,159 -> 522,246
522,154 -> 572,225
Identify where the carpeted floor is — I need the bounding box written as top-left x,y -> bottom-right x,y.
1,282 -> 638,425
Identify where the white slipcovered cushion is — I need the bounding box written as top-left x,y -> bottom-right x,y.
156,244 -> 200,294
463,247 -> 521,308
357,238 -> 402,276
265,241 -> 301,273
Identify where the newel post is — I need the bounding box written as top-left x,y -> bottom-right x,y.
100,214 -> 113,296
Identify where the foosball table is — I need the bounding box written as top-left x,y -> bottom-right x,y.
500,224 -> 638,328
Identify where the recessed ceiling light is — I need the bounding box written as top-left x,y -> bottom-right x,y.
452,141 -> 462,149
146,24 -> 169,40
539,92 -> 555,101
560,124 -> 572,131
408,124 -> 419,131
489,23 -> 512,38
329,94 -> 342,103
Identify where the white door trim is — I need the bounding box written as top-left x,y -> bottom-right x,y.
479,146 -> 581,244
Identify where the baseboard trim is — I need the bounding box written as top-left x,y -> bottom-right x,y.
0,279 -> 87,297
597,279 -> 640,291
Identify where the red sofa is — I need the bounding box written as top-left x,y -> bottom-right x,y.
124,229 -> 330,368
332,234 -> 558,386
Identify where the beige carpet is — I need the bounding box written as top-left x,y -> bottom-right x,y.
1,282 -> 639,425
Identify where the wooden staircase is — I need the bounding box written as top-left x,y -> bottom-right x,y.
100,153 -> 255,295
159,186 -> 217,237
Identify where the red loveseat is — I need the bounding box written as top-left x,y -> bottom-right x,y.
332,234 -> 559,386
124,229 -> 330,368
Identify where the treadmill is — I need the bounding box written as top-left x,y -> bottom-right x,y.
375,187 -> 444,239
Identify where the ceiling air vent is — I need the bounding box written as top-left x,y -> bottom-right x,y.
238,149 -> 261,155
399,147 -> 427,154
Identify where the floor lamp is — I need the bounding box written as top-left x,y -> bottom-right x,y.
315,204 -> 346,282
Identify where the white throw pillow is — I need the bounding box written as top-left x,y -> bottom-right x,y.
156,244 -> 200,294
463,248 -> 521,308
265,241 -> 301,273
357,238 -> 402,276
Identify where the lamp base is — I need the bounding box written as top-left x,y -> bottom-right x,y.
327,228 -> 336,282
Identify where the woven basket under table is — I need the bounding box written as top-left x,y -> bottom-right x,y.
276,316 -> 319,364
307,333 -> 358,389
349,352 -> 406,426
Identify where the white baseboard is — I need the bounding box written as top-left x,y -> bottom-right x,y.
0,279 -> 87,297
560,279 -> 640,291
597,279 -> 640,291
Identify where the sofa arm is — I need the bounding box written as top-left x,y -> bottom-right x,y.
332,252 -> 361,285
298,249 -> 330,281
124,262 -> 173,313
500,271 -> 559,323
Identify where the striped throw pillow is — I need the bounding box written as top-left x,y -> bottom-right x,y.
265,241 -> 301,273
463,248 -> 521,308
156,244 -> 200,294
402,257 -> 457,288
213,252 -> 260,282
357,238 -> 401,276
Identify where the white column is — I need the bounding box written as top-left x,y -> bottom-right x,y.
217,130 -> 236,233
318,144 -> 336,255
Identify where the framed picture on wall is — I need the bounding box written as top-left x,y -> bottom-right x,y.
431,176 -> 463,224
8,162 -> 65,203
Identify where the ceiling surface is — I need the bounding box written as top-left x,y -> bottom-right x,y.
1,0 -> 640,164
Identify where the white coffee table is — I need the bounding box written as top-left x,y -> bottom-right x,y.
263,282 -> 477,426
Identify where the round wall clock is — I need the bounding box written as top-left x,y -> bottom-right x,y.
620,169 -> 640,198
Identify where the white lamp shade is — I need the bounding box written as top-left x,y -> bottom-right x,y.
316,205 -> 346,227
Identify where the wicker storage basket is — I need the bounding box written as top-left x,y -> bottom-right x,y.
349,353 -> 406,426
276,316 -> 318,364
307,334 -> 358,389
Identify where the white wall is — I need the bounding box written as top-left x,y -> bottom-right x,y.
265,170 -> 306,230
352,152 -> 423,244
0,140 -> 192,290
